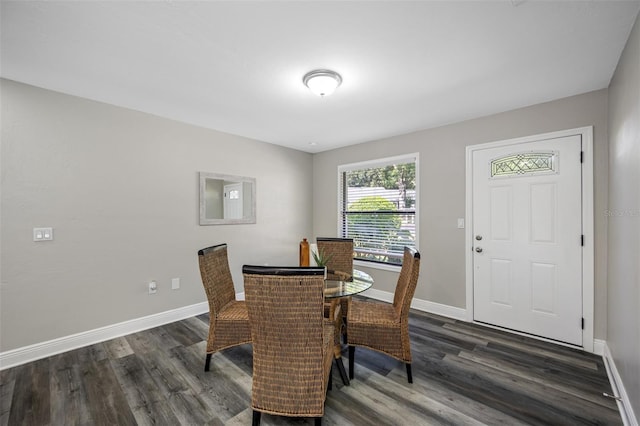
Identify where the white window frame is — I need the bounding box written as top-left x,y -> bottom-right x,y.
337,153 -> 420,272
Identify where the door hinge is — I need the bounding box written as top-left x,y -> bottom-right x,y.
581,235 -> 584,246
581,318 -> 585,329
580,151 -> 584,163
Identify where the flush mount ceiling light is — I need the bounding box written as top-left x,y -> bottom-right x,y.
303,69 -> 342,97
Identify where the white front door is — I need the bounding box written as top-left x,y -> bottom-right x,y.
472,134 -> 583,345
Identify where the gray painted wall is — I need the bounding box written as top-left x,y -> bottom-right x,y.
2,30 -> 638,412
607,11 -> 640,418
313,89 -> 609,339
0,79 -> 313,351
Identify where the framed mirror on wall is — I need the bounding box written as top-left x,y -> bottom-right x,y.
199,172 -> 256,225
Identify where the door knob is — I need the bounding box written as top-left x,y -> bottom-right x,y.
475,247 -> 483,253
475,235 -> 483,241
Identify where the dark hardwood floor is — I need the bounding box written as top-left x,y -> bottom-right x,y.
1,306 -> 621,425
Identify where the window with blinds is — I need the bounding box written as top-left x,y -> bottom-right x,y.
338,154 -> 418,267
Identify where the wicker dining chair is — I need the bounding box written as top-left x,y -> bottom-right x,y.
242,266 -> 334,426
316,237 -> 354,281
316,237 -> 353,340
347,246 -> 421,383
198,244 -> 251,372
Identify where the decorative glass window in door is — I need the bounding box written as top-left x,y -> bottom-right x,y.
490,152 -> 557,178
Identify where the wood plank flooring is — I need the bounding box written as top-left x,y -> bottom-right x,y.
1,307 -> 621,425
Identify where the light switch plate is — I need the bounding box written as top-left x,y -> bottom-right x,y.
33,227 -> 54,241
171,278 -> 180,290
457,218 -> 465,229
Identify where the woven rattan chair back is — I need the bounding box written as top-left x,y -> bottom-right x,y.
198,244 -> 251,371
199,244 -> 236,314
392,246 -> 421,317
316,237 -> 354,281
243,266 -> 333,425
316,238 -> 354,347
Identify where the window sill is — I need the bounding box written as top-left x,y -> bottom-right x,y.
354,259 -> 402,273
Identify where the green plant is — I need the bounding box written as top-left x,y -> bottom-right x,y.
312,248 -> 333,267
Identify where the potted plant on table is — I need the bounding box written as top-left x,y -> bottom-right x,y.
312,248 -> 333,278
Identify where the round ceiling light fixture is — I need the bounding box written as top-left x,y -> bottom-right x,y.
303,69 -> 342,97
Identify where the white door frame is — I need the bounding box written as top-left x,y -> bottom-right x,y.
465,126 -> 594,352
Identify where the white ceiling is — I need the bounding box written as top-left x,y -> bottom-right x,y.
2,1 -> 639,153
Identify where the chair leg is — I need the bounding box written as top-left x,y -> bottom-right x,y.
204,353 -> 212,372
342,318 -> 348,344
328,365 -> 333,391
348,346 -> 355,379
335,357 -> 350,386
252,410 -> 261,426
315,417 -> 322,426
406,363 -> 413,384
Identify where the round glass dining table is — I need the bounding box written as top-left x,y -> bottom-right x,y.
324,269 -> 373,299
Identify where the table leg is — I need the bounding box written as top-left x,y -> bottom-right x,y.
328,299 -> 350,386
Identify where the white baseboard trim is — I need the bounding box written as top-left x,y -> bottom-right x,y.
593,339 -> 606,356
362,289 -> 467,321
603,341 -> 638,426
361,288 -> 394,303
0,301 -> 209,370
411,298 -> 468,321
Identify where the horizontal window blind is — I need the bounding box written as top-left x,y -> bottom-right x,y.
339,155 -> 417,266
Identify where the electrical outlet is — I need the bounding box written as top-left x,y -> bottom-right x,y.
149,281 -> 157,295
171,278 -> 180,290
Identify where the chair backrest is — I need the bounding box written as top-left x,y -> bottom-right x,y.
392,247 -> 421,318
316,237 -> 354,281
242,265 -> 327,416
198,244 -> 237,316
